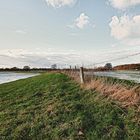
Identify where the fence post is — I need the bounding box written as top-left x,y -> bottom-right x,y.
80,67 -> 84,84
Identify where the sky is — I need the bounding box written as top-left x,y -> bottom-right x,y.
0,0 -> 140,68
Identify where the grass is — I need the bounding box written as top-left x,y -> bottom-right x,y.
84,76 -> 140,108
66,71 -> 140,108
0,73 -> 140,139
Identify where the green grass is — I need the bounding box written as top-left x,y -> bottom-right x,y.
0,73 -> 140,140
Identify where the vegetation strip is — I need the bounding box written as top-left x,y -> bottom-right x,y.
84,76 -> 140,108
0,73 -> 140,139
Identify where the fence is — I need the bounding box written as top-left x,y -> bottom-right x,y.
62,67 -> 140,108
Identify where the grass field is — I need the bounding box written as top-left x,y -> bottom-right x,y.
0,73 -> 140,139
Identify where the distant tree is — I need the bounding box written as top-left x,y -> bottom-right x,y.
104,63 -> 112,70
23,66 -> 30,70
11,67 -> 19,70
51,64 -> 57,69
0,68 -> 4,71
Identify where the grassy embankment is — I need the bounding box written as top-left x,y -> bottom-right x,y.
0,73 -> 140,139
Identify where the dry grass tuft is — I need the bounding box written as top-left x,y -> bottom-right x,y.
84,78 -> 140,108
65,71 -> 140,108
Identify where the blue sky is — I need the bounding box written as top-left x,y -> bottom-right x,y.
0,0 -> 140,68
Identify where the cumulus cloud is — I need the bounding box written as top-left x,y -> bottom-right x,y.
46,0 -> 76,8
109,0 -> 140,9
109,15 -> 140,46
68,13 -> 91,29
75,13 -> 90,29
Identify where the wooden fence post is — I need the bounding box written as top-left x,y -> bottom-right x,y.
80,67 -> 84,84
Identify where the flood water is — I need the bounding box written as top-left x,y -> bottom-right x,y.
86,71 -> 140,83
0,72 -> 39,84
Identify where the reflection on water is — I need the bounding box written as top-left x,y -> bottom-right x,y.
86,71 -> 140,83
0,72 -> 39,84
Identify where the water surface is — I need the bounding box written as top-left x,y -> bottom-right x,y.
86,71 -> 140,83
0,72 -> 39,84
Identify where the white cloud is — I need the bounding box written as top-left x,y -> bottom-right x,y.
0,48 -> 85,68
1,48 -> 140,68
109,0 -> 140,9
68,13 -> 96,29
123,38 -> 140,46
75,13 -> 90,29
46,0 -> 76,8
109,15 -> 140,46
